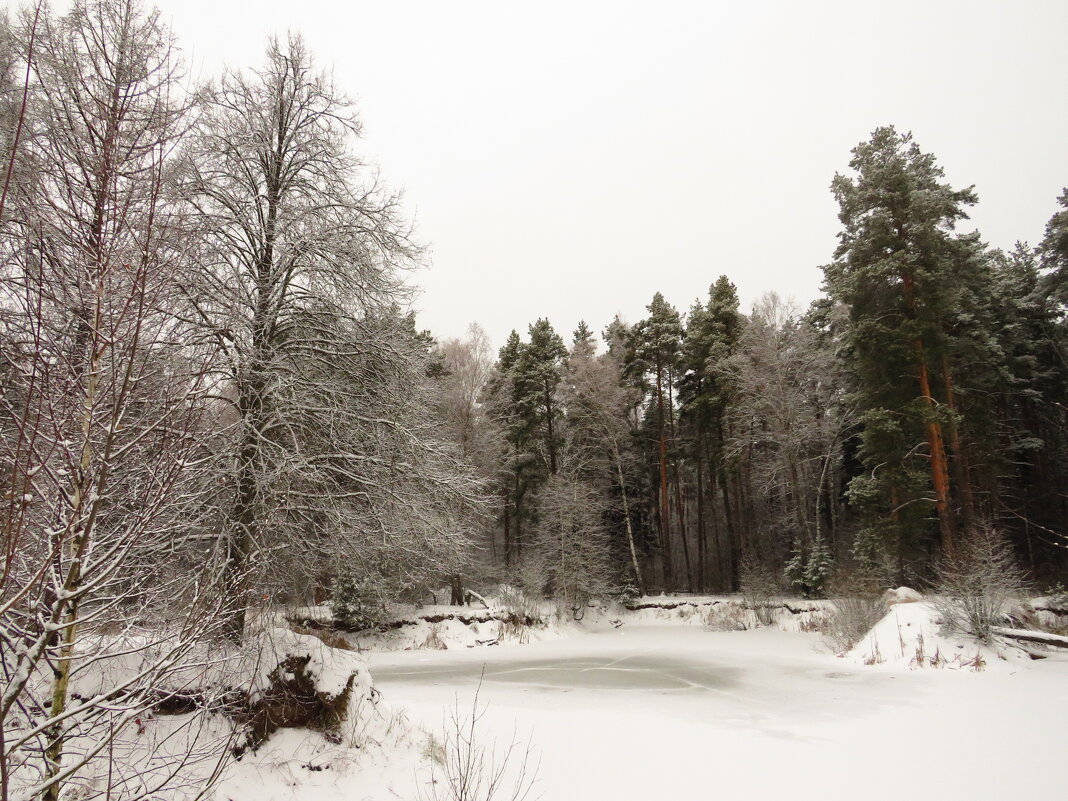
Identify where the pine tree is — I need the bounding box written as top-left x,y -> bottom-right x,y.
631,293 -> 686,588
485,330 -> 528,567
1040,189 -> 1068,309
678,277 -> 742,589
824,126 -> 979,569
485,321 -> 566,571
514,318 -> 567,476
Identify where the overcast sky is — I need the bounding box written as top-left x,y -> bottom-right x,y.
23,0 -> 1068,349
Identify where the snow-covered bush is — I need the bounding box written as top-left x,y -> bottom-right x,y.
239,628 -> 369,751
932,525 -> 1028,642
1044,582 -> 1068,610
703,602 -> 750,631
496,584 -> 546,625
823,564 -> 891,652
740,552 -> 782,625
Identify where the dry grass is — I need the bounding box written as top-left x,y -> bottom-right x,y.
287,623 -> 355,651
421,624 -> 448,650
703,603 -> 749,632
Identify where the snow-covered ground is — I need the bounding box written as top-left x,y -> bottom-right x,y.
198,600 -> 1068,801
363,619 -> 1066,801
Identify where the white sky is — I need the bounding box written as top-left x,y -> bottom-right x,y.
16,0 -> 1068,349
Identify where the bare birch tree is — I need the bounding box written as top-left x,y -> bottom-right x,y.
434,324 -> 506,573
0,2 -> 232,799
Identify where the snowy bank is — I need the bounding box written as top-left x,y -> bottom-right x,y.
846,601 -> 1032,670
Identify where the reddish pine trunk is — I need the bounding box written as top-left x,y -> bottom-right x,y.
902,270 -> 957,558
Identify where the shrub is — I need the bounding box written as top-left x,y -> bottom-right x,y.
496,584 -> 545,625
418,679 -> 539,801
932,524 -> 1029,642
1045,582 -> 1068,610
739,554 -> 781,626
823,564 -> 889,653
703,602 -> 749,632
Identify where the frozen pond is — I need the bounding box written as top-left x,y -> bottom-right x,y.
369,625 -> 1068,801
374,651 -> 746,692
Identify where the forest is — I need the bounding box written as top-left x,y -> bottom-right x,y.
448,143 -> 1068,602
1,1 -> 1066,800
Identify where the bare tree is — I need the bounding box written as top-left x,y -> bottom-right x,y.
434,324 -> 507,575
720,294 -> 855,593
562,329 -> 645,592
529,468 -> 618,609
0,2 -> 231,799
181,36 -> 486,631
436,324 -> 498,461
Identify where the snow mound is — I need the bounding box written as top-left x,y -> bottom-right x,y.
847,602 -> 1029,671
883,586 -> 923,605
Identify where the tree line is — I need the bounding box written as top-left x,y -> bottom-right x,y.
438,130 -> 1068,599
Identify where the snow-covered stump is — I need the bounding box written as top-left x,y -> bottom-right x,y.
237,629 -> 372,753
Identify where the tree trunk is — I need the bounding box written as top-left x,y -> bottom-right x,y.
902,269 -> 957,557
545,382 -> 558,475
916,348 -> 956,557
612,442 -> 645,594
696,454 -> 707,591
655,362 -> 673,589
666,376 -> 692,589
941,354 -> 975,533
704,438 -> 727,590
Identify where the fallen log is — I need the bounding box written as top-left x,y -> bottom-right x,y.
993,627 -> 1068,649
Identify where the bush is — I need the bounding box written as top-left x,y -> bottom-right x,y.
932,525 -> 1029,642
739,553 -> 781,626
822,564 -> 890,652
1044,582 -> 1068,610
418,679 -> 539,801
495,584 -> 545,625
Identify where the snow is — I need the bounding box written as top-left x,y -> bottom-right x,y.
32,601 -> 1066,800
846,601 -> 1031,670
366,620 -> 1067,800
245,627 -> 368,701
883,585 -> 924,605
213,713 -> 428,801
